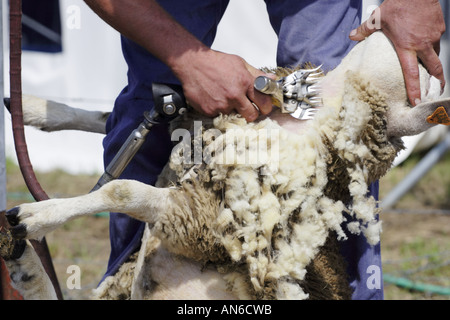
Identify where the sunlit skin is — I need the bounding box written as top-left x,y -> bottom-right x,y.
350,0 -> 445,106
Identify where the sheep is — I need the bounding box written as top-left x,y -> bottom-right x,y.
1,31 -> 449,300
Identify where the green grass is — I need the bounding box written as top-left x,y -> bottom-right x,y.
379,147 -> 450,300
382,237 -> 450,299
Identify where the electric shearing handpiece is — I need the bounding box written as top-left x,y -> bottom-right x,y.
90,83 -> 187,192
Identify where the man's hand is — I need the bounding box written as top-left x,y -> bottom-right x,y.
349,0 -> 446,106
172,49 -> 274,122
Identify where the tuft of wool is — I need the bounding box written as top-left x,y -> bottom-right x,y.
92,252 -> 138,300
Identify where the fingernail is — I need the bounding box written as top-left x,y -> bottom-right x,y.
414,98 -> 421,105
350,29 -> 357,37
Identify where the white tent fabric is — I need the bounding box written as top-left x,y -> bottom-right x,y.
4,0 -> 128,174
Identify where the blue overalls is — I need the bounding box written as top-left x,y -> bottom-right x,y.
100,0 -> 383,300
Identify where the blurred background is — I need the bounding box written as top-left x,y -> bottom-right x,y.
1,0 -> 449,300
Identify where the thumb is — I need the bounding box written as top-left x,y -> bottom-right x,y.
243,60 -> 272,79
350,12 -> 381,41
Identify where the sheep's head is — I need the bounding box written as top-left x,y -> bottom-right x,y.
319,31 -> 449,140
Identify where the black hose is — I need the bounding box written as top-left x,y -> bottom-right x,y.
9,0 -> 62,300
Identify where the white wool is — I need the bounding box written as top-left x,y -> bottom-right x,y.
222,234 -> 243,261
222,272 -> 253,299
346,221 -> 361,235
318,198 -> 347,241
292,222 -> 328,262
259,192 -> 281,238
166,71 -> 387,299
276,281 -> 309,300
216,208 -> 234,229
364,220 -> 383,245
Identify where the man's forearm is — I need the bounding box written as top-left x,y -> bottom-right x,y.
83,0 -> 208,71
83,0 -> 273,121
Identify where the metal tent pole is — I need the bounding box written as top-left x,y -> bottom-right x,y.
380,131 -> 450,209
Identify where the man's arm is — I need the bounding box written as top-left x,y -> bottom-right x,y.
83,0 -> 272,121
349,0 -> 446,106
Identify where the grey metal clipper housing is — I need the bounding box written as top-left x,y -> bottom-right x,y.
91,83 -> 187,192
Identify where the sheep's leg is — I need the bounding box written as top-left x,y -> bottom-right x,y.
6,179 -> 174,240
387,97 -> 450,137
0,236 -> 57,300
9,95 -> 109,134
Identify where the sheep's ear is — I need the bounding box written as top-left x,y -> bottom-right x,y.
422,98 -> 450,126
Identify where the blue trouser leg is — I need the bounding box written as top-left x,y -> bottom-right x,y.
264,0 -> 362,71
265,0 -> 383,300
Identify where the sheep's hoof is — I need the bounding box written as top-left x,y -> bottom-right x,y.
0,227 -> 26,260
6,207 -> 20,226
5,207 -> 28,240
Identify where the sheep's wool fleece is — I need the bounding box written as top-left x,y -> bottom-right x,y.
166,71 -> 402,300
